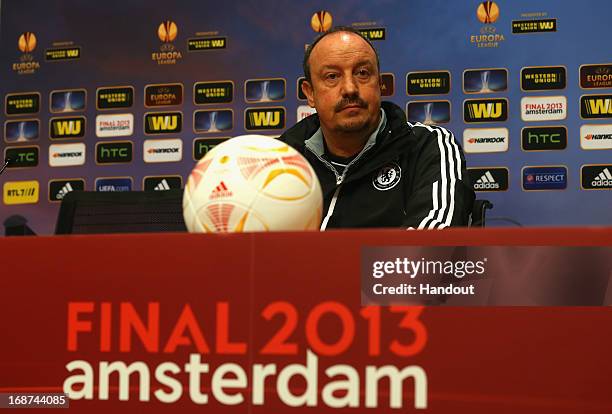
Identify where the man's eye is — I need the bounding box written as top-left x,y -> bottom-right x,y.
356,69 -> 370,78
326,73 -> 339,81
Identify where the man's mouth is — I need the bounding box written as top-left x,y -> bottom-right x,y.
336,102 -> 366,112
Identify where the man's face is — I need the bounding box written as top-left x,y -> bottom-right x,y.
302,32 -> 381,135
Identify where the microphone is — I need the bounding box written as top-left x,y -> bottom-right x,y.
0,158 -> 11,175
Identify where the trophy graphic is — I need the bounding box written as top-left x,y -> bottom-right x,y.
260,80 -> 271,102
208,111 -> 220,132
423,102 -> 434,125
62,91 -> 72,112
480,70 -> 492,93
17,121 -> 26,142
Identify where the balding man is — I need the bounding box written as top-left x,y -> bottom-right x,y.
280,26 -> 475,229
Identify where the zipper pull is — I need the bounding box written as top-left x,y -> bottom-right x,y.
336,173 -> 345,185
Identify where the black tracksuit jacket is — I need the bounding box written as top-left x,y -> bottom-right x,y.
279,101 -> 475,229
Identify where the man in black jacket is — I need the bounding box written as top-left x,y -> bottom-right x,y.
280,26 -> 475,229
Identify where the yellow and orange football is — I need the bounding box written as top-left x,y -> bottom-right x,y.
183,135 -> 322,232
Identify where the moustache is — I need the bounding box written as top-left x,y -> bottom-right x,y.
334,97 -> 368,112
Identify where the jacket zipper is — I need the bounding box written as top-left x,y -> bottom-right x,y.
306,139 -> 379,230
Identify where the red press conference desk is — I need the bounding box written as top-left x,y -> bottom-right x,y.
0,228 -> 611,413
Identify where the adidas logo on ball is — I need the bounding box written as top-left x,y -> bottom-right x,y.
210,181 -> 233,199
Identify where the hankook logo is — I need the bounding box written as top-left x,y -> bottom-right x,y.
143,139 -> 182,163
580,125 -> 612,150
463,128 -> 508,153
49,143 -> 86,167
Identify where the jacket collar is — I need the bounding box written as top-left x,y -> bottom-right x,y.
303,108 -> 387,158
282,101 -> 411,150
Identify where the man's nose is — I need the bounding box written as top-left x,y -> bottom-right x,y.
340,74 -> 359,96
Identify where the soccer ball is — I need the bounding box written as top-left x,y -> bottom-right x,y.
183,135 -> 322,232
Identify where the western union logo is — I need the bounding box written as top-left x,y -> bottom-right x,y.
245,108 -> 285,130
581,96 -> 612,119
3,180 -> 39,205
97,86 -> 134,109
464,99 -> 508,123
194,81 -> 233,104
45,47 -> 81,61
5,92 -> 40,115
188,37 -> 227,51
144,112 -> 182,134
357,28 -> 386,41
407,71 -> 450,95
512,19 -> 557,33
50,117 -> 86,139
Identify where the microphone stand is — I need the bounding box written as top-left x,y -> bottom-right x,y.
0,159 -> 9,175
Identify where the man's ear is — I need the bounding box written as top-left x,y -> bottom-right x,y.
301,80 -> 316,108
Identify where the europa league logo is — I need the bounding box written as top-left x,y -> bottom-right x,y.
476,1 -> 499,24
311,11 -> 332,33
158,21 -> 178,43
18,32 -> 37,53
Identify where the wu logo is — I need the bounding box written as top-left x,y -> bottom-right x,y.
358,28 -> 385,41
50,117 -> 85,139
464,99 -> 507,123
581,96 -> 612,119
245,108 -> 285,130
469,103 -> 502,118
55,120 -> 81,135
145,112 -> 182,133
250,112 -> 279,127
586,99 -> 612,115
150,116 -> 177,130
540,21 -> 554,30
